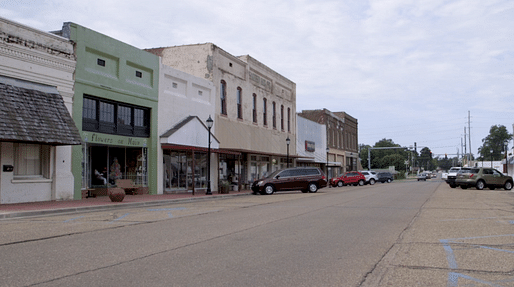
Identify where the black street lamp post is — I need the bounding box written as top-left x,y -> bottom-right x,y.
326,147 -> 329,178
286,137 -> 290,168
206,116 -> 213,195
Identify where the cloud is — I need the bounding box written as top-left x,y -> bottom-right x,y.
1,0 -> 513,156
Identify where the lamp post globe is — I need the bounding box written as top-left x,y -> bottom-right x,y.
206,116 -> 213,195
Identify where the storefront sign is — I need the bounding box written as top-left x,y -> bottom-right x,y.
305,140 -> 315,152
83,132 -> 147,147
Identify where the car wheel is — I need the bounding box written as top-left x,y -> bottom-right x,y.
337,181 -> 343,187
358,180 -> 364,186
476,180 -> 485,190
449,184 -> 457,188
505,181 -> 513,190
369,179 -> 376,185
261,184 -> 275,195
387,179 -> 392,183
308,183 -> 318,193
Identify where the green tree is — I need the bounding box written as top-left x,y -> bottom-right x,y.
418,147 -> 434,170
363,139 -> 409,170
478,125 -> 513,161
436,156 -> 453,171
378,154 -> 406,172
359,144 -> 371,170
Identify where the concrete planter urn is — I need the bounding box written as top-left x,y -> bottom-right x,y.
108,187 -> 125,202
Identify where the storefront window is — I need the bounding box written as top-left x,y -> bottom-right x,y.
87,145 -> 148,187
194,153 -> 207,188
163,150 -> 208,192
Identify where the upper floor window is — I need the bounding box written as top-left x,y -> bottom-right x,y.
252,93 -> 257,123
82,95 -> 150,137
280,105 -> 284,131
287,108 -> 291,132
272,102 -> 276,129
263,98 -> 267,126
220,80 -> 227,115
237,87 -> 243,119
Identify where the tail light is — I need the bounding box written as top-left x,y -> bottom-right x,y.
468,174 -> 474,179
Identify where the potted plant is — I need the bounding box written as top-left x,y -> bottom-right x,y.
219,180 -> 231,194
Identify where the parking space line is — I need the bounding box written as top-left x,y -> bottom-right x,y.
441,234 -> 514,286
63,216 -> 84,223
108,213 -> 130,223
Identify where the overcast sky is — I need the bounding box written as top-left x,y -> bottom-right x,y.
2,0 -> 513,157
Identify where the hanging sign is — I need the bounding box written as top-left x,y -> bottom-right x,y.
305,140 -> 315,152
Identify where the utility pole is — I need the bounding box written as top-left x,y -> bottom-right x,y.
462,130 -> 466,165
463,127 -> 467,165
468,111 -> 472,163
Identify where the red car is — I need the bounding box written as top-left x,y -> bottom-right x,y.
330,171 -> 366,187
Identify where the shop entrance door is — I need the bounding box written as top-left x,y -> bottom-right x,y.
163,151 -> 190,192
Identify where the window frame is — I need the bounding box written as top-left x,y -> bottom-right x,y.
252,93 -> 257,123
220,80 -> 227,115
13,143 -> 51,179
82,95 -> 150,137
272,102 -> 276,129
263,98 -> 267,126
287,107 -> 291,132
237,87 -> 243,119
280,105 -> 284,131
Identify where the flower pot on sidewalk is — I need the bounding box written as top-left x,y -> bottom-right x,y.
108,187 -> 125,202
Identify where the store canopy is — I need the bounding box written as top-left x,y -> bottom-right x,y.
0,76 -> 82,145
160,115 -> 220,149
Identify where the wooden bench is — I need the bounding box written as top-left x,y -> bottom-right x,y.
116,179 -> 139,195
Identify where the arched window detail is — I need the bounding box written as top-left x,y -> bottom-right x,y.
263,98 -> 267,126
237,87 -> 243,119
272,102 -> 276,129
220,80 -> 227,115
252,93 -> 257,123
287,107 -> 291,132
280,105 -> 284,131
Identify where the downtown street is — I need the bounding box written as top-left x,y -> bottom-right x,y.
1,179 -> 514,286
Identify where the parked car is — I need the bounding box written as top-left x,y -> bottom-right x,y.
377,172 -> 394,183
455,167 -> 513,190
359,171 -> 379,185
445,167 -> 463,188
330,171 -> 366,187
417,173 -> 427,181
251,167 -> 328,195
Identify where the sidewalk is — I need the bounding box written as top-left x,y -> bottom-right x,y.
0,190 -> 252,219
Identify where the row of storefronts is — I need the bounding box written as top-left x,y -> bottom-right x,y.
0,17 -> 357,204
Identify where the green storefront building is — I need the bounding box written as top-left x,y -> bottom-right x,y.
57,23 -> 159,198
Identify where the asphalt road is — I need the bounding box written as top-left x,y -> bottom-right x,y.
1,179 -> 513,286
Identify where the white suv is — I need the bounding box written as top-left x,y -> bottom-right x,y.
359,171 -> 379,185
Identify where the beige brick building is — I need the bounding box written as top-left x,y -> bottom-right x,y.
146,43 -> 296,187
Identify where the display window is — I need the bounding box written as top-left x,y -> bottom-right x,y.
163,150 -> 207,192
83,144 -> 148,188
